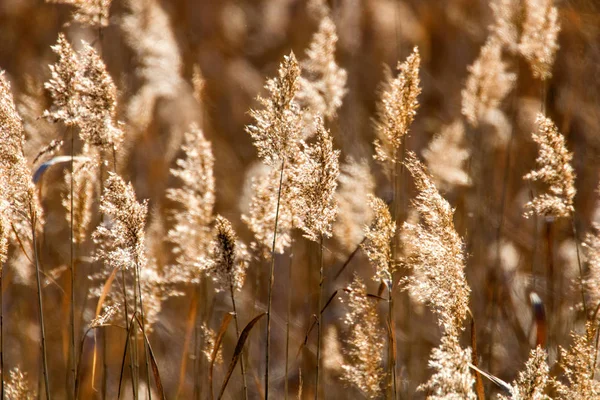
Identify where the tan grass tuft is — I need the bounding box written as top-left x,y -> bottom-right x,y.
523,114 -> 575,219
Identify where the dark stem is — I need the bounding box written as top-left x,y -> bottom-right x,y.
31,208 -> 51,400
69,128 -> 76,400
1,264 -> 3,400
134,263 -> 151,400
284,241 -> 294,400
230,284 -> 248,400
315,234 -> 324,400
266,159 -> 285,400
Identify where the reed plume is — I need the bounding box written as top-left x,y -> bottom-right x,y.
5,367 -> 35,400
498,346 -> 550,400
290,116 -> 340,242
167,124 -> 215,282
297,6 -> 347,135
402,153 -> 475,398
242,165 -> 294,259
373,47 -> 421,168
340,275 -> 385,399
333,158 -> 375,255
523,114 -> 575,219
553,323 -> 600,398
461,38 -> 516,127
47,0 -> 112,27
205,216 -> 249,294
362,195 -> 395,285
423,120 -> 471,191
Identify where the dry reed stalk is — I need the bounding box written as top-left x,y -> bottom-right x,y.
246,51 -> 302,399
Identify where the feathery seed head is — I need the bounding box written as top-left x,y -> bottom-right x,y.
290,116 -> 340,242
206,216 -> 249,293
6,368 -> 35,400
553,323 -> 600,398
167,125 -> 215,280
341,275 -> 385,399
374,47 -> 421,166
362,195 -> 395,286
523,114 -> 575,219
48,0 -> 112,27
423,120 -> 471,191
247,52 -> 302,165
500,346 -> 550,400
297,13 -> 348,135
402,153 -> 470,333
418,334 -> 476,399
519,0 -> 560,80
461,38 -> 516,127
242,165 -> 294,258
333,158 -> 376,255
93,172 -> 148,272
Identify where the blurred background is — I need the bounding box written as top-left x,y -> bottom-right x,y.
2,0 -> 600,398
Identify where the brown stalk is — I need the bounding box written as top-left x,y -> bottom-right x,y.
315,234 -> 324,400
229,283 -> 248,400
266,159 -> 285,400
31,206 -> 51,400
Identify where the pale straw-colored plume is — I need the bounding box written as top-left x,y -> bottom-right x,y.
290,116 -> 340,242
461,38 -> 516,127
518,0 -> 561,80
5,367 -> 35,400
167,124 -> 215,281
423,120 -> 471,191
583,220 -> 600,312
62,151 -> 97,243
44,34 -> 80,126
490,0 -> 521,52
242,165 -> 294,258
44,34 -> 123,150
120,0 -> 184,129
93,172 -> 148,273
403,153 -> 474,397
402,153 -> 470,332
553,323 -> 600,398
0,71 -> 43,246
47,0 -> 112,27
246,52 -> 302,165
498,346 -> 550,400
418,334 -> 476,400
0,177 -> 9,265
333,158 -> 376,255
297,9 -> 347,135
373,47 -> 421,168
523,114 -> 575,219
201,322 -> 223,364
490,0 -> 560,80
340,275 -> 385,399
361,195 -> 395,285
205,216 -> 249,293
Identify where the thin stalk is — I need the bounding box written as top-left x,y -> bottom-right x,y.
390,145 -> 401,399
31,207 -> 51,400
69,129 -> 76,400
315,234 -> 324,400
284,242 -> 294,400
571,217 -> 587,318
229,284 -> 248,400
265,159 -> 286,400
1,264 -> 3,400
388,286 -> 396,399
120,269 -> 137,400
134,263 -> 151,400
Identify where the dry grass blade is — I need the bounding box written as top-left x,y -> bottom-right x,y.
134,315 -> 166,400
468,311 -> 485,400
91,267 -> 118,386
176,290 -> 198,399
118,313 -> 137,399
209,312 -> 233,400
296,289 -> 339,358
217,313 -> 267,400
